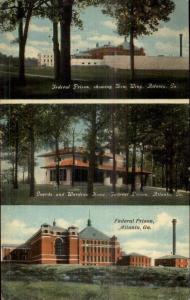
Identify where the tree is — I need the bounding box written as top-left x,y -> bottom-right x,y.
102,0 -> 175,79
0,0 -> 45,83
82,105 -> 107,197
40,105 -> 74,188
37,0 -> 97,83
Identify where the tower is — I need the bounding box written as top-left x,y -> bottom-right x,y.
172,219 -> 177,255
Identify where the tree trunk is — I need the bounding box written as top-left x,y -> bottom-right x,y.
13,120 -> 19,189
59,3 -> 73,84
18,19 -> 26,84
29,126 -> 35,197
27,151 -> 31,184
131,143 -> 136,194
165,162 -> 169,192
130,3 -> 135,81
87,106 -> 97,197
111,106 -> 116,193
18,1 -> 32,84
55,138 -> 60,188
175,163 -> 178,192
161,162 -> 165,188
140,145 -> 144,192
53,20 -> 60,81
71,129 -> 75,187
125,106 -> 129,191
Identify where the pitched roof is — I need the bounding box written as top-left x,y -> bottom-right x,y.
156,254 -> 189,260
41,159 -> 151,174
126,252 -> 149,257
79,221 -> 110,241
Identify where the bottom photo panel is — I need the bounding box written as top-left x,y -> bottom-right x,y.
1,205 -> 190,300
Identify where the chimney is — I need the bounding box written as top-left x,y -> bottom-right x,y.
172,219 -> 177,255
179,34 -> 183,57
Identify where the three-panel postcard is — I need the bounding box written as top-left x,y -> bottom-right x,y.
0,0 -> 189,299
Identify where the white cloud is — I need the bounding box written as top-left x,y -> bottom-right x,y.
56,218 -> 83,229
29,40 -> 50,47
102,20 -> 117,31
154,41 -> 189,57
153,212 -> 181,231
0,42 -> 18,56
89,34 -> 123,46
154,26 -> 189,39
30,23 -> 51,33
25,46 -> 41,58
3,32 -> 16,42
1,219 -> 37,245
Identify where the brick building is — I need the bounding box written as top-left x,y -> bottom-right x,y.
1,218 -> 121,265
117,252 -> 151,267
154,219 -> 189,268
39,147 -> 152,187
75,40 -> 145,59
155,255 -> 189,268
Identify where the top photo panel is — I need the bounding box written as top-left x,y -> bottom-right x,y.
0,0 -> 189,100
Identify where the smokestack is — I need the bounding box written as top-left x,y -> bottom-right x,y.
172,219 -> 177,255
179,34 -> 183,57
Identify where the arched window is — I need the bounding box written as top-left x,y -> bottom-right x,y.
55,238 -> 63,255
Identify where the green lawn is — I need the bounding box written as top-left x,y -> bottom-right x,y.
0,65 -> 188,99
1,183 -> 189,205
2,281 -> 189,300
1,264 -> 189,300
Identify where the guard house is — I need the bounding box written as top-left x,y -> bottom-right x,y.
39,147 -> 152,187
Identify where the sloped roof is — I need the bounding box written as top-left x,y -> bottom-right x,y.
79,221 -> 110,241
126,252 -> 149,257
41,223 -> 67,233
156,254 -> 189,260
41,159 -> 151,174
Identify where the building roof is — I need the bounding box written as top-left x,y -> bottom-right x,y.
41,159 -> 151,174
79,219 -> 110,241
125,252 -> 150,257
121,40 -> 139,51
41,223 -> 67,233
156,254 -> 189,260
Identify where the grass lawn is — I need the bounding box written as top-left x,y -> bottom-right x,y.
1,183 -> 189,205
1,264 -> 189,300
0,65 -> 188,99
2,281 -> 189,300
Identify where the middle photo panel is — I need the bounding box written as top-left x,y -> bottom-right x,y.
1,103 -> 189,205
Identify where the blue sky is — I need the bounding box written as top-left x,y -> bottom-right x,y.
1,205 -> 189,262
0,0 -> 189,58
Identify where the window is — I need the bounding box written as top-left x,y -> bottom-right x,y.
55,239 -> 63,255
50,169 -> 66,181
60,169 -> 66,181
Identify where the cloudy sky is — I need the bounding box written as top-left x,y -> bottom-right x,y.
1,205 -> 189,263
0,0 -> 189,58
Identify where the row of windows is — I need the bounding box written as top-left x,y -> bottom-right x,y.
83,247 -> 113,254
43,230 -> 65,235
131,257 -> 150,263
83,256 -> 112,262
82,240 -> 110,245
43,59 -> 53,63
